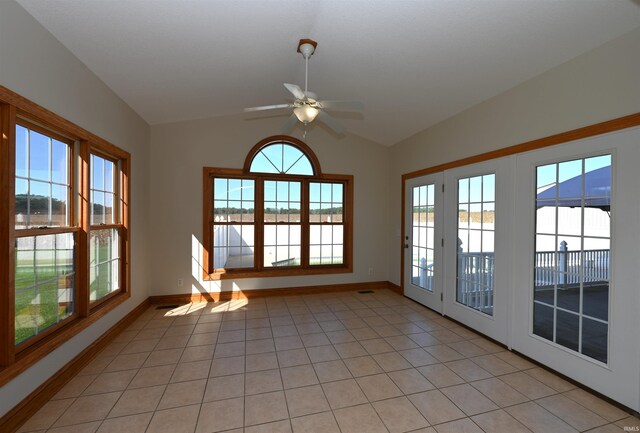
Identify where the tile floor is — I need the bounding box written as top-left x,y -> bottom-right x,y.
17,289 -> 640,433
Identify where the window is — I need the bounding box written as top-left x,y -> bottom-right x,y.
90,154 -> 122,302
0,87 -> 131,384
14,122 -> 77,346
204,136 -> 352,279
411,184 -> 435,290
456,174 -> 495,315
533,155 -> 611,363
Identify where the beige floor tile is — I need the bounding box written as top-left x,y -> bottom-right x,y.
505,401 -> 578,433
322,378 -> 368,409
417,364 -> 465,388
275,335 -> 304,351
245,368 -> 283,394
209,355 -> 245,377
196,398 -> 244,433
616,416 -> 640,430
440,383 -> 499,416
469,338 -> 504,354
445,359 -> 493,382
214,341 -> 245,358
194,322 -> 221,334
325,330 -> 356,344
143,348 -> 183,367
148,404 -> 200,433
120,338 -> 159,355
408,390 -> 467,425
523,367 -> 575,392
17,398 -> 75,431
563,388 -> 629,422
334,341 -> 368,358
273,324 -> 299,337
434,418 -> 484,433
300,333 -> 331,347
96,412 -> 153,433
104,352 -> 150,372
53,375 -> 96,400
187,331 -> 218,347
586,424 -> 628,433
424,345 -> 465,362
78,355 -> 115,376
246,352 -> 279,372
204,373 -> 244,401
356,373 -> 403,401
349,326 -> 381,341
373,396 -> 430,433
291,411 -> 340,433
537,394 -> 608,431
296,322 -> 323,335
372,351 -> 413,371
388,368 -> 435,394
385,335 -> 420,351
53,392 -> 121,427
409,332 -> 443,347
447,341 -> 489,357
400,348 -> 440,367
163,324 -> 196,337
343,355 -> 384,377
170,359 -> 211,383
360,338 -> 395,355
494,350 -> 536,370
128,364 -> 176,389
245,391 -> 289,426
334,403 -> 388,433
180,344 -> 215,363
156,334 -> 191,350
306,345 -> 340,363
313,359 -> 352,383
469,377 -> 529,407
217,329 -> 246,343
471,354 -> 519,376
47,421 -> 101,433
246,327 -> 273,340
429,329 -> 466,344
277,348 -> 311,367
500,372 -> 556,399
157,379 -> 206,410
281,364 -> 319,389
285,384 -> 330,417
245,420 -> 292,433
246,338 -> 275,354
471,409 -> 532,433
108,385 -> 165,417
83,370 -> 137,395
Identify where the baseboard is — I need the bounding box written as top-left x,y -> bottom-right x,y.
150,280 -> 401,304
0,298 -> 151,433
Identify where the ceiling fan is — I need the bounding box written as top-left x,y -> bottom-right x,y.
244,39 -> 363,134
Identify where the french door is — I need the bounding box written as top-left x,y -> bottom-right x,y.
403,173 -> 443,312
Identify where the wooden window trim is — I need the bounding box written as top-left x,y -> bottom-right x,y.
0,85 -> 131,387
203,138 -> 353,280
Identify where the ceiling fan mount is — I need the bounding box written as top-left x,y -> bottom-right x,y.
244,38 -> 363,134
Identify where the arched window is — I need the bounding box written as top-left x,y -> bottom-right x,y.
204,136 -> 352,279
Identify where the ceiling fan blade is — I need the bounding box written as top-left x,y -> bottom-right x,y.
244,103 -> 293,112
317,110 -> 345,134
317,100 -> 364,112
281,114 -> 299,132
284,83 -> 305,99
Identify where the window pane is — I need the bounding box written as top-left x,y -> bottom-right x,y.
90,229 -> 120,301
16,125 -> 28,178
457,173 -> 495,315
533,155 -> 611,363
264,224 -> 301,267
29,130 -> 50,181
51,184 -> 68,227
249,143 -> 314,175
15,233 -> 75,345
51,140 -> 68,185
15,178 -> 28,229
91,154 -> 117,225
213,224 -> 254,269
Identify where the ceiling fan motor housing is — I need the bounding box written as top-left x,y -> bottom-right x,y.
297,38 -> 317,59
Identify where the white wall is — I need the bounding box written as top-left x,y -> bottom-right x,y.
388,26 -> 640,285
150,116 -> 390,296
0,0 -> 151,417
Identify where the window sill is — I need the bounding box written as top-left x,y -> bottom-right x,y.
204,265 -> 353,280
0,290 -> 130,388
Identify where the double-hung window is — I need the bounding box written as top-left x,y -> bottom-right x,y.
204,136 -> 352,279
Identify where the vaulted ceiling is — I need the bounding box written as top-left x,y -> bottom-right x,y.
17,0 -> 640,145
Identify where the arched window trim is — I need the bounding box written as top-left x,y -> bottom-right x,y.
243,135 -> 322,176
203,136 -> 353,280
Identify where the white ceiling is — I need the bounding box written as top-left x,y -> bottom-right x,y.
17,0 -> 640,146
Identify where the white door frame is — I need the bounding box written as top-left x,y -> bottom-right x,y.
443,157 -> 514,345
404,172 -> 444,312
